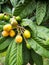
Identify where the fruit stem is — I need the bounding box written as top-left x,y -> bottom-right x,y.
20,29 -> 28,44
17,25 -> 25,31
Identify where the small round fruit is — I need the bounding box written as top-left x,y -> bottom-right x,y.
26,43 -> 31,49
0,13 -> 4,20
2,31 -> 9,37
24,30 -> 31,38
16,16 -> 21,21
10,18 -> 18,25
11,21 -> 18,26
3,24 -> 12,32
15,35 -> 23,43
9,30 -> 15,37
4,15 -> 10,20
10,17 -> 17,23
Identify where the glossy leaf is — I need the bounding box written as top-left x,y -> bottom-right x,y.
0,37 -> 13,51
36,1 -> 46,25
22,42 -> 30,65
13,0 -> 36,18
0,0 -> 8,4
31,49 -> 43,65
2,6 -> 12,14
37,26 -> 49,40
9,41 -> 23,65
5,40 -> 14,65
27,38 -> 49,58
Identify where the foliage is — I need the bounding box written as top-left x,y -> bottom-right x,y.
0,0 -> 49,65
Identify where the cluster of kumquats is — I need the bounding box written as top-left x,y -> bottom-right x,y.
0,13 -> 31,49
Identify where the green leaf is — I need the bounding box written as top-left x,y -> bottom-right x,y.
0,0 -> 8,4
27,38 -> 49,58
0,37 -> 13,51
31,49 -> 43,65
22,42 -> 30,65
16,44 -> 22,65
28,37 -> 49,50
27,38 -> 37,51
0,37 -> 7,44
27,38 -> 39,50
29,51 -> 34,65
0,20 -> 7,25
13,0 -> 36,18
30,16 -> 36,21
3,0 -> 8,3
5,40 -> 13,65
0,0 -> 4,4
9,41 -> 23,65
19,0 -> 25,4
0,51 -> 6,58
36,1 -> 46,25
37,26 -> 49,40
43,3 -> 49,22
0,25 -> 3,31
34,37 -> 49,50
2,6 -> 12,14
10,0 -> 20,7
36,44 -> 49,58
9,41 -> 17,65
21,19 -> 37,37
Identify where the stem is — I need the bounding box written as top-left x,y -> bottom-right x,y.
20,29 -> 28,44
17,25 -> 25,31
17,27 -> 21,35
